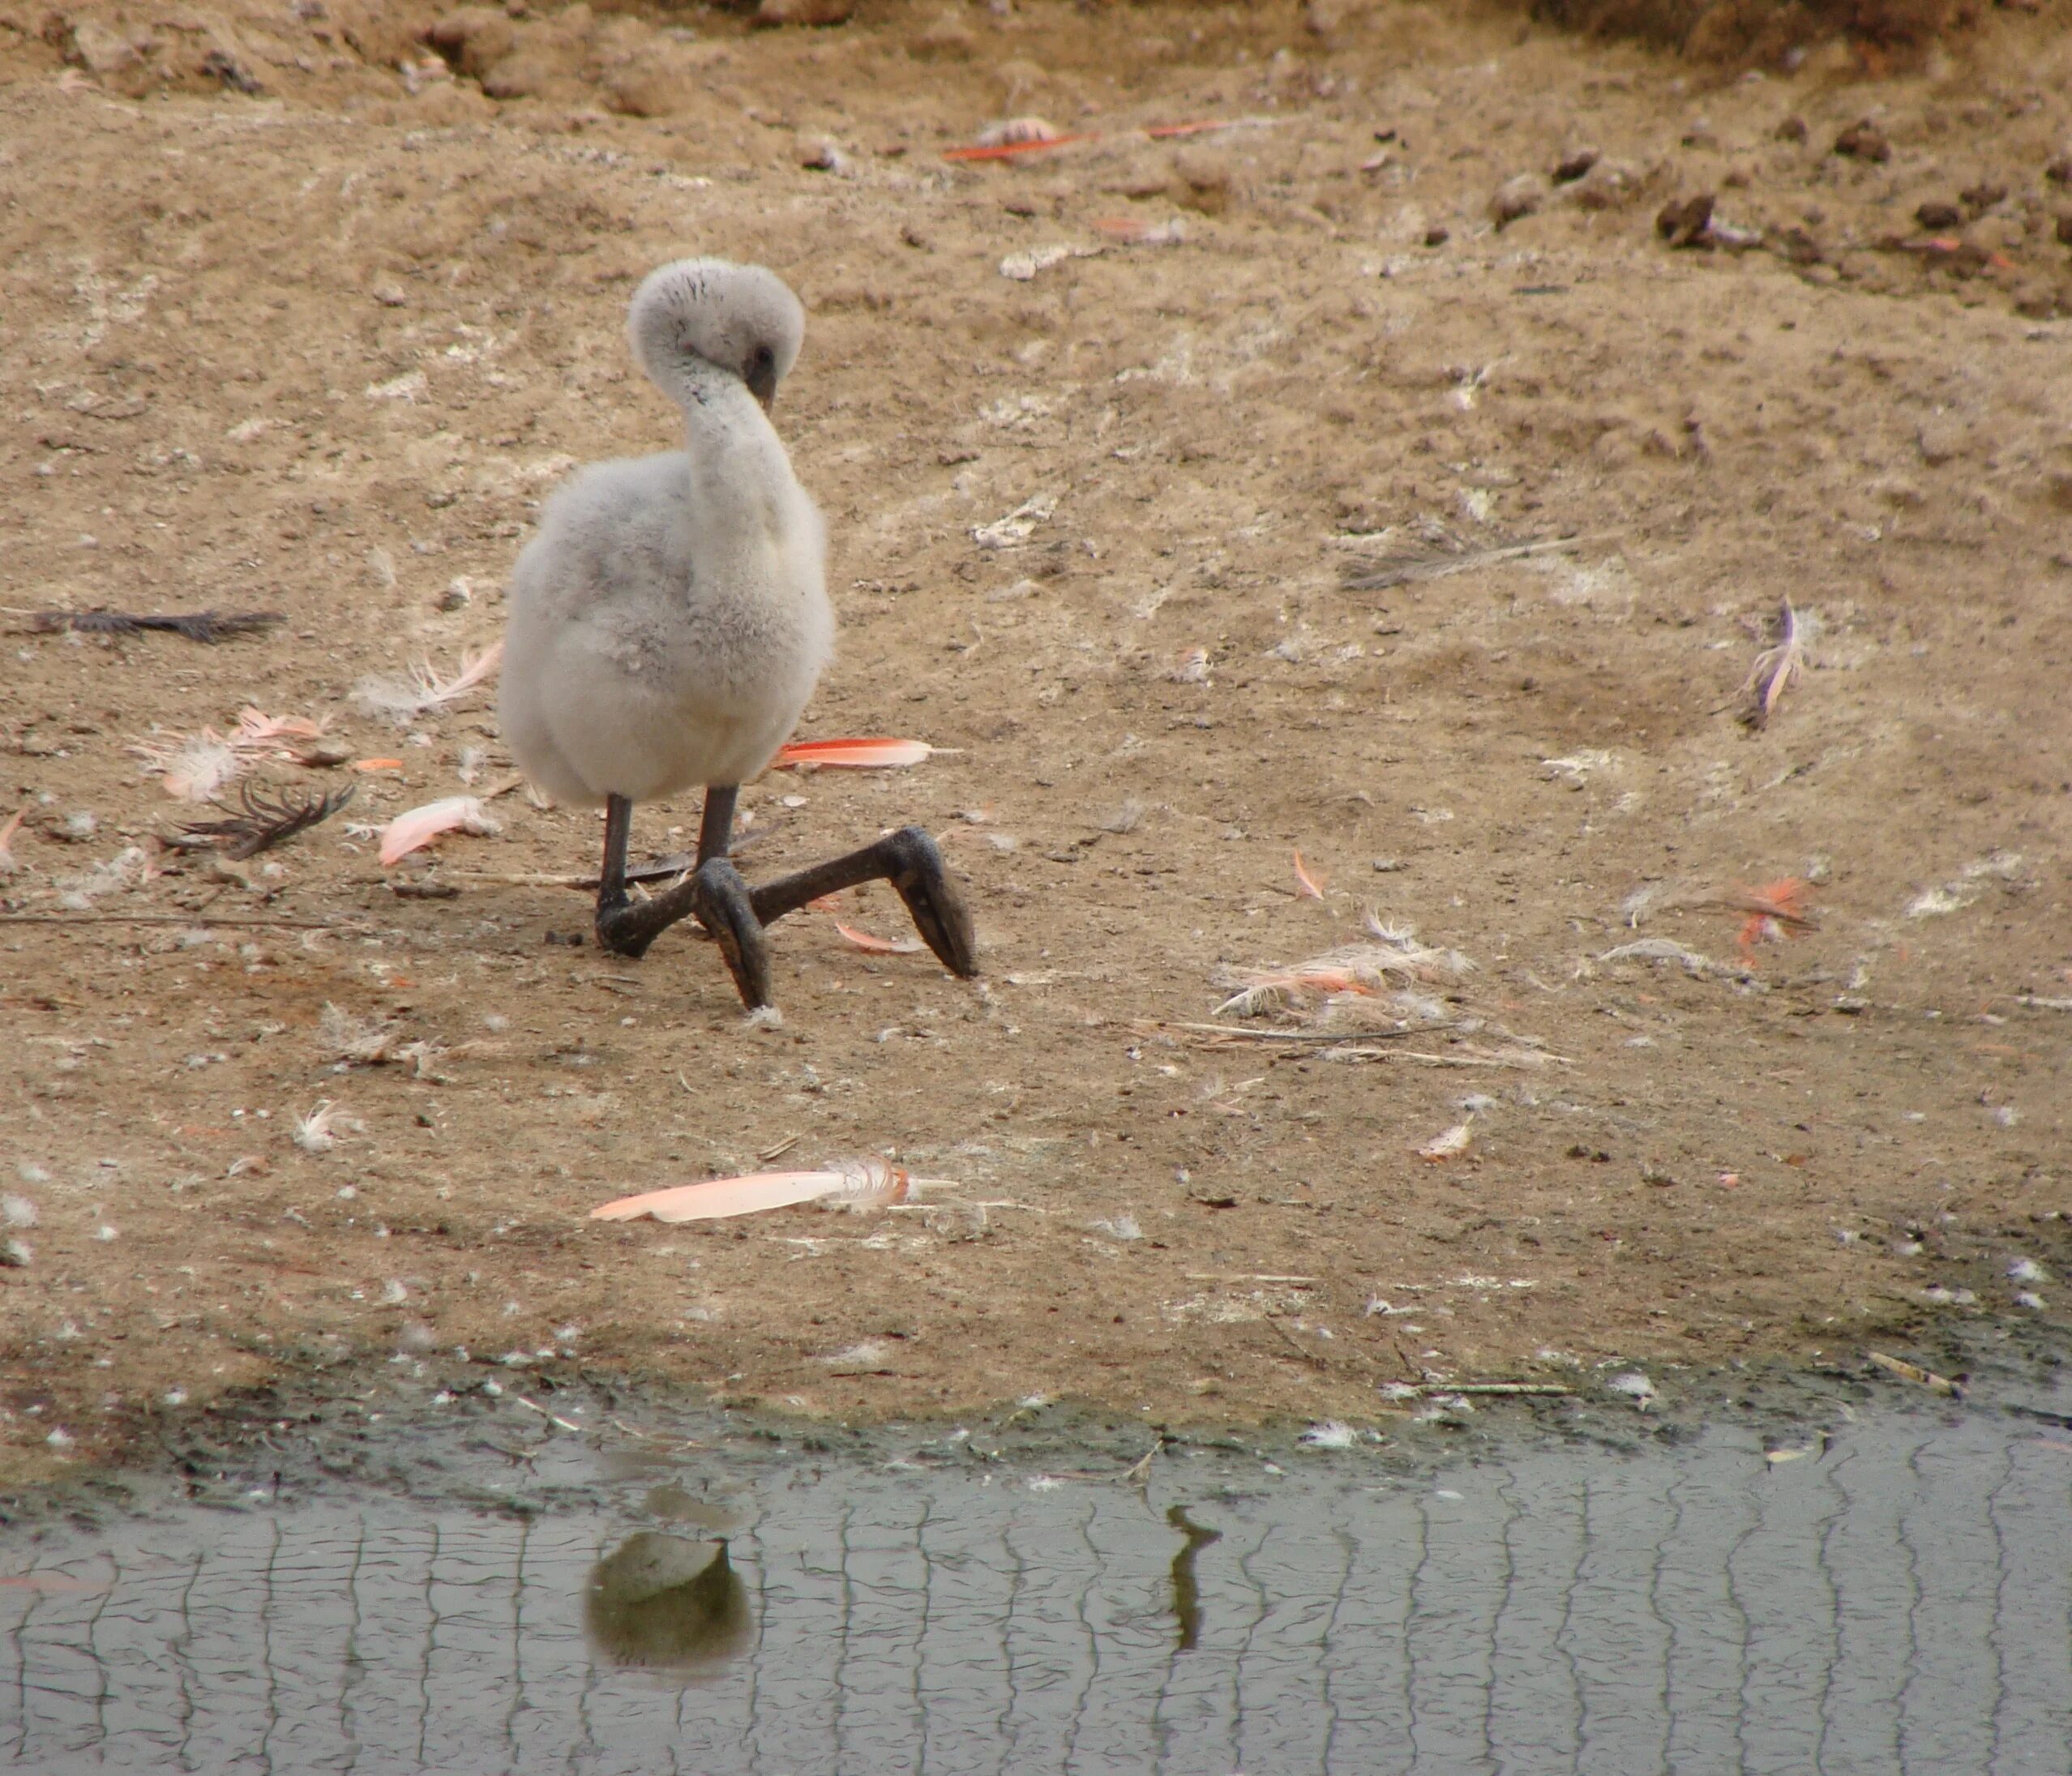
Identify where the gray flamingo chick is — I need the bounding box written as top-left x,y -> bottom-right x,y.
499,257 -> 976,1008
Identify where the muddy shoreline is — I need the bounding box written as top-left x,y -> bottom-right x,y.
6,1316 -> 2064,1527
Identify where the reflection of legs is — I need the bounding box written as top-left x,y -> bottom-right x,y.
590,791 -> 975,1010
750,826 -> 977,979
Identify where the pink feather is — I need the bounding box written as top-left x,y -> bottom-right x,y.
593,1159 -> 910,1223
833,921 -> 924,955
773,738 -> 933,769
378,795 -> 498,867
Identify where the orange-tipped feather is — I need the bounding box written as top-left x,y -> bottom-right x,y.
1292,849 -> 1325,899
943,133 -> 1094,162
833,921 -> 925,956
773,738 -> 934,769
1732,876 -> 1815,954
593,1158 -> 910,1223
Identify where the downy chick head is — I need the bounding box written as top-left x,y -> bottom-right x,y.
627,258 -> 804,410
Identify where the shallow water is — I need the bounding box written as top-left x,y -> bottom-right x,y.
3,1384 -> 2069,1774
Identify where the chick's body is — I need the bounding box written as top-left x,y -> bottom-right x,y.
499,259 -> 833,809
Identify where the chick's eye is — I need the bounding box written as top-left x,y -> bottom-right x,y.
752,346 -> 774,369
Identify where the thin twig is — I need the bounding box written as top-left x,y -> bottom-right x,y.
1340,531 -> 1617,591
1184,1273 -> 1316,1285
1405,1382 -> 1571,1397
509,1393 -> 585,1434
1121,1440 -> 1162,1484
452,847 -> 757,892
0,911 -> 358,929
603,1414 -> 704,1449
1168,1021 -> 1436,1042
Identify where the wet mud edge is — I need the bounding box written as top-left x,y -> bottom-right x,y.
5,1316 -> 2066,1529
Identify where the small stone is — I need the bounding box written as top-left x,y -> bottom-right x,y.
1552,146 -> 1599,184
1488,173 -> 1547,229
1915,199 -> 1962,232
1916,420 -> 1964,465
910,10 -> 975,57
2047,152 -> 2072,186
1959,180 -> 2007,214
796,136 -> 850,174
752,0 -> 854,25
1423,225 -> 1449,247
1566,157 -> 1642,212
1172,144 -> 1235,208
1833,120 -> 1890,163
372,282 -> 408,307
65,19 -> 143,79
1771,225 -> 1822,266
200,49 -> 263,96
1302,0 -> 1371,38
2057,212 -> 2072,247
1774,114 -> 1809,144
1655,192 -> 1715,247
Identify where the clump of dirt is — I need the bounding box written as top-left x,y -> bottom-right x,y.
1,0 -> 2069,1484
1522,0 -> 2006,66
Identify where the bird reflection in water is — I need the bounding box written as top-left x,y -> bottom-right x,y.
585,1533 -> 752,1671
1167,1505 -> 1222,1654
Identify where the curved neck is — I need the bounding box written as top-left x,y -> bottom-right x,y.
657,359 -> 795,530
652,353 -> 755,425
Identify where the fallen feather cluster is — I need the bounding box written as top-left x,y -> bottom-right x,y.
1214,914 -> 1473,1018
1904,850 -> 2024,919
291,1099 -> 358,1153
54,845 -> 154,909
1595,936 -> 1744,981
318,1003 -> 444,1077
131,707 -> 332,802
351,640 -> 504,725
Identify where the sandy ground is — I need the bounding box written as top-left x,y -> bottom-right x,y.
2,0 -> 2070,1480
